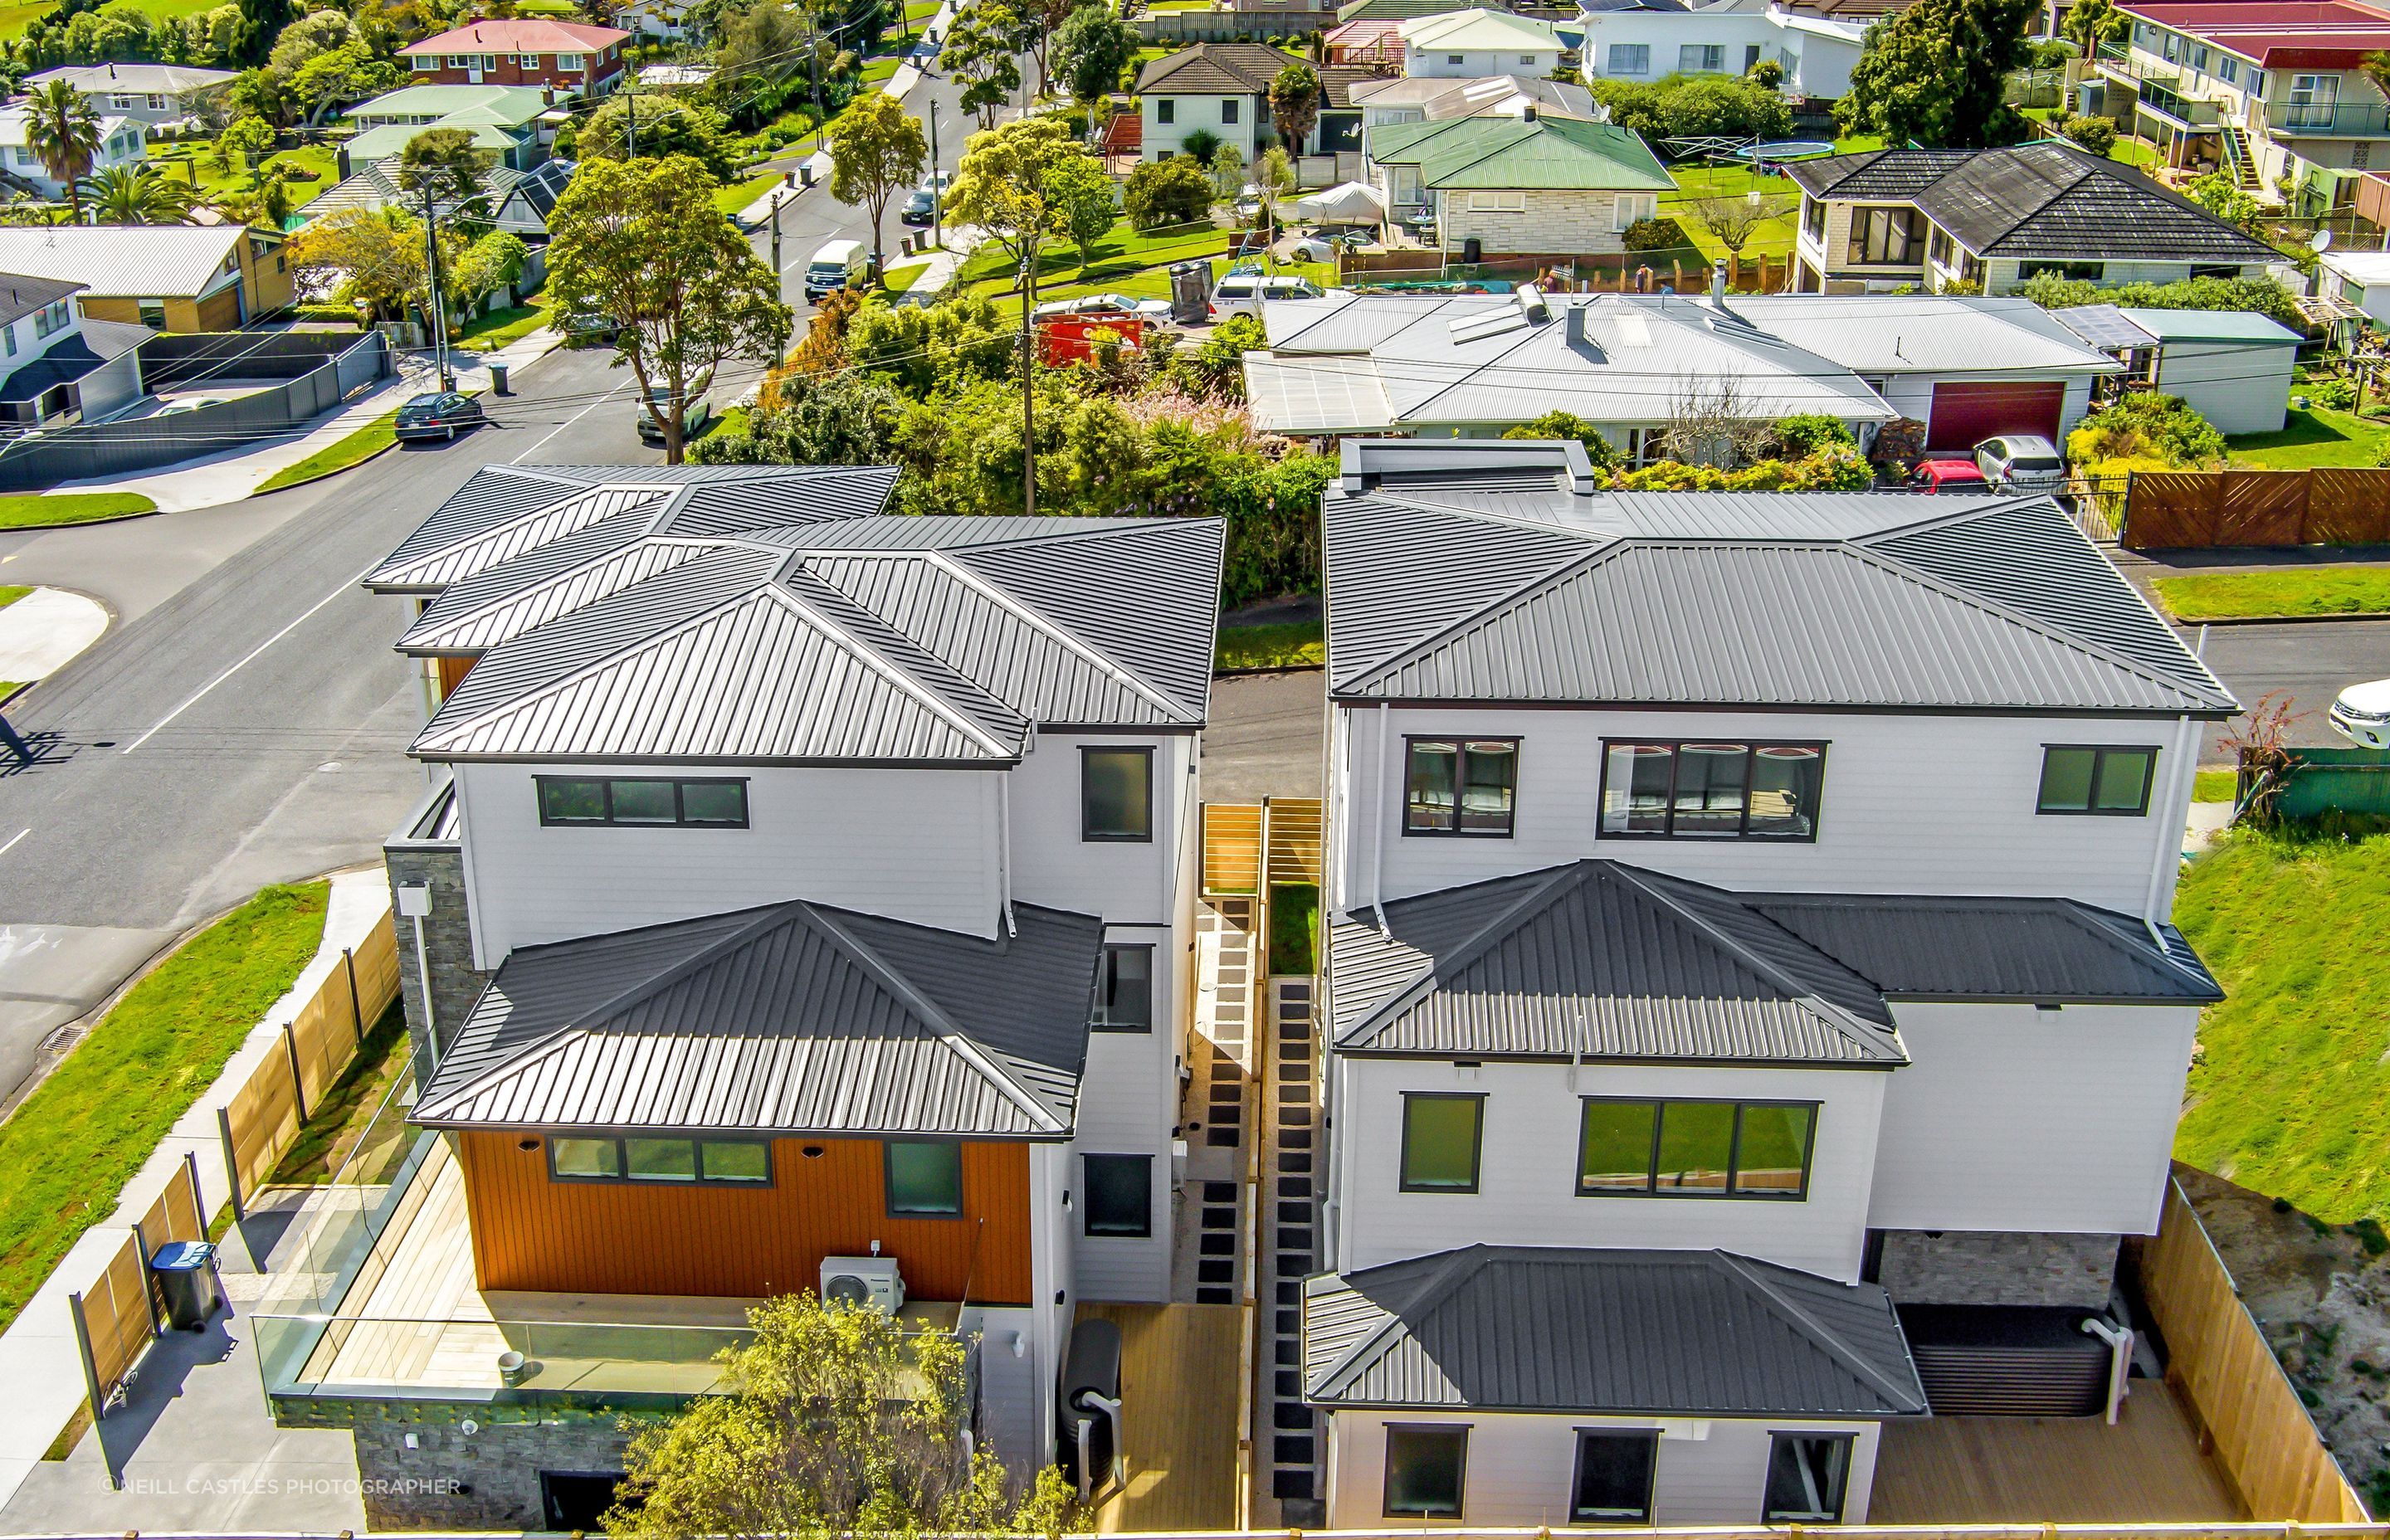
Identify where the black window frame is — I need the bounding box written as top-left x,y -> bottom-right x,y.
1402,735 -> 1520,838
1761,1432 -> 1855,1523
545,1133 -> 774,1186
1381,1423 -> 1470,1519
2035,744 -> 2158,816
1080,745 -> 1156,843
1573,1097 -> 1819,1201
883,1138 -> 965,1218
1156,96 -> 1174,124
1092,942 -> 1156,1032
1802,194 -> 1825,240
534,775 -> 750,829
1597,739 -> 1827,842
1398,1091 -> 1485,1194
2019,259 -> 2106,281
1570,1428 -> 1661,1524
1080,1152 -> 1154,1237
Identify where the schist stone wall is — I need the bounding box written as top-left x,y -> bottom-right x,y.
1876,1228 -> 2121,1309
349,1402 -> 639,1530
383,841 -> 488,1068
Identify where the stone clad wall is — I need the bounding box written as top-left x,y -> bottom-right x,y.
349,1403 -> 641,1530
1877,1228 -> 2122,1309
383,841 -> 489,1069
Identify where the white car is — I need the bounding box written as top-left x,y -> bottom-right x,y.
2330,679 -> 2390,749
1207,273 -> 1327,320
1973,433 -> 2067,492
1032,293 -> 1173,322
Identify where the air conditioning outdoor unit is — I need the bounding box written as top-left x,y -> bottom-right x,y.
821,1255 -> 905,1313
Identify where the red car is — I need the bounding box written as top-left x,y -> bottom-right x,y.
1910,457 -> 1991,494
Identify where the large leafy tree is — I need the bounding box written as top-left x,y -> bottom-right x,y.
22,80 -> 102,223
287,207 -> 451,319
1051,1 -> 1135,119
1836,0 -> 2036,148
827,90 -> 927,279
2061,0 -> 2129,54
578,91 -> 735,177
1043,149 -> 1115,275
1268,61 -> 1319,155
941,2 -> 1026,129
548,154 -> 793,462
291,44 -> 403,127
80,163 -> 199,225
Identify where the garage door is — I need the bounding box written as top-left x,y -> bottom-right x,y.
1925,380 -> 2066,451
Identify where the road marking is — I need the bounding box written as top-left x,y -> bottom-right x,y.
0,828 -> 27,858
513,380 -> 632,464
122,571 -> 364,754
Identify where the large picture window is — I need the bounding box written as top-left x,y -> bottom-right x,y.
1405,738 -> 1518,836
1599,741 -> 1824,841
548,1135 -> 771,1185
2036,745 -> 2156,816
1094,943 -> 1154,1031
1383,1425 -> 1468,1518
1400,1093 -> 1484,1192
1845,203 -> 1922,265
1571,1430 -> 1659,1523
1081,1153 -> 1153,1236
1762,1434 -> 1852,1523
1082,747 -> 1154,841
536,776 -> 749,828
885,1140 -> 963,1216
1577,1099 -> 1817,1199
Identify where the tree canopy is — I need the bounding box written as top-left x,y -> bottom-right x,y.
827,91 -> 928,275
1268,61 -> 1320,152
1836,0 -> 2036,147
1053,2 -> 1138,110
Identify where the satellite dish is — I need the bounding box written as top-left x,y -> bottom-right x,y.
2314,229 -> 2334,253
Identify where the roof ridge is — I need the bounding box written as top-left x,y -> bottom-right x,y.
1706,1250 -> 1924,1412
1339,531 -> 1613,694
1333,866 -> 1588,1050
911,548 -> 1193,722
400,533 -> 720,651
801,904 -> 1068,1133
388,480 -> 672,582
762,578 -> 1021,758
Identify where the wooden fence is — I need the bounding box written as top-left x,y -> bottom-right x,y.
68,1152 -> 207,1421
2122,467 -> 2390,549
2136,1178 -> 2372,1521
217,912 -> 402,1217
1202,799 -> 1324,896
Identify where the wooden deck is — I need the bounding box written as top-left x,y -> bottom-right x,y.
1079,1302 -> 1244,1534
1871,1382 -> 2245,1523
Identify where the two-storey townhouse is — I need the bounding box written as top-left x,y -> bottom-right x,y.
267,465 -> 1224,1531
402,18 -> 631,95
20,61 -> 235,126
1303,438 -> 2233,1528
1785,141 -> 2281,295
2091,1 -> 2390,210
0,273 -> 145,426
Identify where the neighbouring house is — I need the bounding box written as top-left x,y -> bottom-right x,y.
1730,294 -> 2122,449
1363,110 -> 1671,254
1306,434 -> 2234,1528
2088,1 -> 2390,212
2051,302 -> 2300,434
620,0 -> 700,40
19,61 -> 236,127
1134,43 -> 1378,161
339,84 -> 555,173
1399,7 -> 1563,77
2314,245 -> 2390,326
307,157 -> 577,246
0,272 -> 144,428
1577,0 -> 1873,100
1785,141 -> 2284,295
0,103 -> 143,198
0,224 -> 292,331
402,17 -> 630,96
1349,72 -> 1600,138
637,61 -> 717,89
1325,16 -> 1407,65
270,464 -> 1225,1531
1244,284 -> 1897,446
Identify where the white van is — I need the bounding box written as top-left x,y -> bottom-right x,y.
804,238 -> 868,300
1207,273 -> 1326,320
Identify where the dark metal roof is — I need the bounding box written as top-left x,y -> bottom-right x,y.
413,899 -> 1102,1137
1788,144 -> 2280,266
0,272 -> 82,327
1303,1245 -> 1929,1417
1748,893 -> 2221,1003
0,319 -> 145,404
1320,442 -> 2236,716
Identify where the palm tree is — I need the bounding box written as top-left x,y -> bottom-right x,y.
78,163 -> 198,226
22,80 -> 104,224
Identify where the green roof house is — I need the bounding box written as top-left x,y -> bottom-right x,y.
1365,111 -> 1675,260
339,84 -> 556,173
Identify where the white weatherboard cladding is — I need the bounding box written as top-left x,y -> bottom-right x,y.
964,1304 -> 1045,1477
1320,1408 -> 1881,1528
1070,934 -> 1183,1304
1332,705 -> 2193,915
1005,731 -> 1189,921
1330,1058 -> 1884,1279
1868,1000 -> 2199,1235
455,759 -> 1004,961
1405,45 -> 1559,76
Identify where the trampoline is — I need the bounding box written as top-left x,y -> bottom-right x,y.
1729,138 -> 1840,162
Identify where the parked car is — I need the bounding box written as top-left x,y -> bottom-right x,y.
804,238 -> 869,300
393,391 -> 485,442
2331,679 -> 2390,749
1974,432 -> 2066,491
1910,457 -> 1991,494
562,311 -> 622,348
900,174 -> 949,226
1208,273 -> 1327,320
1032,292 -> 1173,322
635,385 -> 714,444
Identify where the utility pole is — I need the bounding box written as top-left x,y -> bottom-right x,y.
627,89 -> 638,156
771,175 -> 784,275
421,183 -> 450,388
807,2 -> 827,154
929,111 -> 941,247
1021,243 -> 1036,516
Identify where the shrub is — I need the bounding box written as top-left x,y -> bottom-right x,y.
2067,392 -> 2227,468
2017,270 -> 2301,330
1501,410 -> 1620,466
1768,412 -> 1855,457
1179,126 -> 1222,164
2060,113 -> 2116,155
2308,376 -> 2358,411
1620,216 -> 1689,251
1123,157 -> 1212,230
295,302 -> 365,327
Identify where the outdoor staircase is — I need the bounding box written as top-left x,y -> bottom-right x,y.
2223,124 -> 2259,190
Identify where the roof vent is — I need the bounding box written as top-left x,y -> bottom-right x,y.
1522,103 -> 1538,122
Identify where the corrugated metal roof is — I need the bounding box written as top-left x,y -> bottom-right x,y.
1364,114 -> 1671,192
1330,861 -> 1904,1064
0,225 -> 257,300
1397,8 -> 1561,48
2114,306 -> 2304,345
1303,1245 -> 1929,1416
1749,893 -> 2222,1002
1730,295 -> 2122,378
413,899 -> 1100,1137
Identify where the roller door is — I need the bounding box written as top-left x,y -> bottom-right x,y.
1926,380 -> 2066,451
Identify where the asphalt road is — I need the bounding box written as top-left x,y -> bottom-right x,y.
2191,621 -> 2390,759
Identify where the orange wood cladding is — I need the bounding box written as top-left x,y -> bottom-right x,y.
436,656 -> 473,699
456,1132 -> 1036,1304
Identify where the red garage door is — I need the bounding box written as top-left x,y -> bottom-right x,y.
1926,380 -> 2066,451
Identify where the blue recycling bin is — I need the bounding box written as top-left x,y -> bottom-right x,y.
150,1240 -> 219,1330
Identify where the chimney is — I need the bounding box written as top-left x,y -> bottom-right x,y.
1521,102 -> 1536,122
544,84 -> 556,105
1565,300 -> 1586,345
1710,257 -> 1727,306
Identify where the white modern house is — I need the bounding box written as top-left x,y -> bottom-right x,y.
0,103 -> 143,197
20,61 -> 235,126
1400,8 -> 1565,78
1577,0 -> 1871,99
0,271 -> 145,429
1306,436 -> 2236,1528
261,466 -> 1227,1531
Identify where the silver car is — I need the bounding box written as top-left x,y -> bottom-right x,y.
1974,433 -> 2067,492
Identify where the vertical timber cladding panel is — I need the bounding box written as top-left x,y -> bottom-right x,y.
2215,469 -> 2308,548
457,1132 -> 1036,1303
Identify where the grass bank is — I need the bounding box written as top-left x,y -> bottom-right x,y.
0,882 -> 329,1332
0,585 -> 27,610
1217,618 -> 1324,672
0,492 -> 156,529
2174,829 -> 2390,1221
256,410 -> 400,494
2153,566 -> 2390,621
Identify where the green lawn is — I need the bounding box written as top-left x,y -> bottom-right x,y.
2194,768 -> 2239,803
1217,618 -> 1324,671
454,300 -> 553,353
0,585 -> 27,610
961,219 -> 1232,295
2153,566 -> 2390,621
1268,884 -> 1319,977
859,55 -> 900,88
255,409 -> 399,494
149,142 -> 341,214
0,492 -> 155,529
0,882 -> 329,1333
0,0 -> 218,37
1661,136 -> 1885,264
2228,405 -> 2390,469
2174,830 -> 2390,1221
715,167 -> 786,217
883,261 -> 929,293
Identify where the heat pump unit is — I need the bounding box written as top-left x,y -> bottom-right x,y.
820,1255 -> 905,1313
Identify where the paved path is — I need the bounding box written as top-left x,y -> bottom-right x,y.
0,588 -> 105,686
